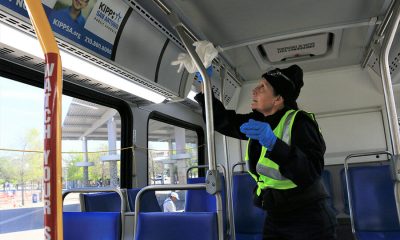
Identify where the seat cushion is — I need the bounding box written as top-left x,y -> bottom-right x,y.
136,212 -> 218,240
64,212 -> 121,240
236,233 -> 263,240
356,231 -> 400,240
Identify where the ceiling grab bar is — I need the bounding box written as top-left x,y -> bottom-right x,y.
378,0 -> 400,224
361,0 -> 396,68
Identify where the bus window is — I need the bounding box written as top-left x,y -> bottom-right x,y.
148,118 -> 199,211
0,76 -> 121,239
62,98 -> 121,189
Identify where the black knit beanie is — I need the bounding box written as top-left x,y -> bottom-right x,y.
262,65 -> 304,109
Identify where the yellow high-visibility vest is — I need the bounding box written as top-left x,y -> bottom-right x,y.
245,110 -> 317,196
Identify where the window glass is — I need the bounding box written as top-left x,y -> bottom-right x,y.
0,77 -> 121,239
62,98 -> 121,189
148,119 -> 199,211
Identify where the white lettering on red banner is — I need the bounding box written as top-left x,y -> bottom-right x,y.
43,54 -> 59,240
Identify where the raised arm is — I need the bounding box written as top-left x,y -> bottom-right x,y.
194,92 -> 254,140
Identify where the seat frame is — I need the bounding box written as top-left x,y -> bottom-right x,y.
344,151 -> 400,239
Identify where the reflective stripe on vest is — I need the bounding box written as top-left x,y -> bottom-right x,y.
255,110 -> 297,180
245,110 -> 301,195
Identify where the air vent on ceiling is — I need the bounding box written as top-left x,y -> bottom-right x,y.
249,31 -> 341,70
258,33 -> 333,63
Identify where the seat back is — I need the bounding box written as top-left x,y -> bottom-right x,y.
232,172 -> 265,239
64,212 -> 121,240
185,175 -> 227,234
347,165 -> 400,231
82,192 -> 122,212
127,188 -> 162,212
135,212 -> 218,240
185,177 -> 217,212
321,170 -> 338,214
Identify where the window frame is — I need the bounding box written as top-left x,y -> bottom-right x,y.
0,58 -> 134,188
147,111 -> 205,184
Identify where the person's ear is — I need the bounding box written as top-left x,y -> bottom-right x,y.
274,95 -> 284,106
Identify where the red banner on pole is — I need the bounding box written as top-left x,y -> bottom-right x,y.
43,53 -> 60,240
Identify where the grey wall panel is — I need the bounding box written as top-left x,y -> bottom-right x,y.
114,9 -> 167,82
157,41 -> 189,98
318,110 -> 387,165
113,9 -> 190,99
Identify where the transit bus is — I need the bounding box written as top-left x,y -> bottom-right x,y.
0,0 -> 399,239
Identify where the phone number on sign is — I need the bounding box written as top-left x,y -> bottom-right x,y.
84,37 -> 112,55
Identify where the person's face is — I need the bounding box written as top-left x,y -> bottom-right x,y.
251,78 -> 282,116
72,0 -> 89,11
171,196 -> 177,202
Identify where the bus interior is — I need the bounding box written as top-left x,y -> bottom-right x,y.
0,0 -> 399,239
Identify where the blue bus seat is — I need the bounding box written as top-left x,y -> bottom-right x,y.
64,212 -> 121,240
321,170 -> 338,214
340,168 -> 350,215
232,172 -> 266,240
82,192 -> 122,212
135,212 -> 218,240
185,176 -> 226,212
185,176 -> 227,233
346,165 -> 400,239
127,188 -> 162,212
185,177 -> 216,212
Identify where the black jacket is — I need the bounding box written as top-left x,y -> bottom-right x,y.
195,92 -> 328,215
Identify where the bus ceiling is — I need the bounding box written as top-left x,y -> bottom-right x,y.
0,0 -> 398,102
139,0 -> 399,82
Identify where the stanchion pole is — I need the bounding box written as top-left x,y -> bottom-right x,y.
23,1 -> 63,239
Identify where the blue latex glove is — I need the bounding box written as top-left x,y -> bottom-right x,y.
195,66 -> 213,82
240,119 -> 277,150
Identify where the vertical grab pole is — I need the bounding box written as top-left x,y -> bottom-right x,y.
175,28 -> 217,172
165,11 -> 223,240
24,1 -> 63,239
152,2 -> 225,238
219,66 -> 235,240
378,0 -> 400,223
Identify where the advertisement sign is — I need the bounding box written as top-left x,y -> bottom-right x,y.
0,0 -> 131,59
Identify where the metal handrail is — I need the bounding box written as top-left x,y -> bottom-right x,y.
147,6 -> 224,237
133,184 -> 208,240
173,23 -> 217,172
186,164 -> 226,180
152,0 -> 244,86
361,0 -> 396,68
378,0 -> 400,225
186,165 -> 209,179
344,151 -> 393,236
186,164 -> 230,238
379,0 -> 400,157
62,187 -> 126,240
232,161 -> 247,173
218,66 -> 235,240
148,3 -> 231,237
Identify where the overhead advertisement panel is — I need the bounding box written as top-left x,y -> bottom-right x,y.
0,0 -> 191,100
0,0 -> 131,59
